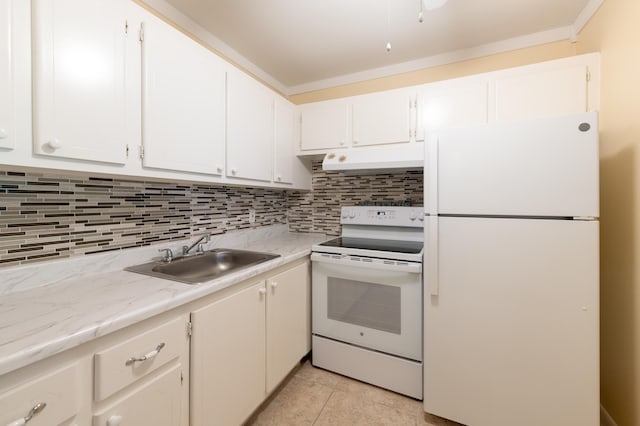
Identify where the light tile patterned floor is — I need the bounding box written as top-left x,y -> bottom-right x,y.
246,360 -> 462,426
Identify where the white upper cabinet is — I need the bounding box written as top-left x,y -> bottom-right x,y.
0,0 -> 30,152
0,0 -> 14,150
31,0 -> 133,164
141,12 -> 225,176
352,89 -> 415,147
418,79 -> 488,135
227,67 -> 274,182
274,97 -> 296,184
299,99 -> 350,151
493,63 -> 590,123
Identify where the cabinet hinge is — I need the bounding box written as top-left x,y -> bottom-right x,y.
586,69 -> 591,82
139,22 -> 145,42
139,144 -> 144,160
181,370 -> 184,385
186,321 -> 192,337
125,20 -> 128,34
126,144 -> 129,159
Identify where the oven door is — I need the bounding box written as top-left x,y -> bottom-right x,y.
311,252 -> 422,361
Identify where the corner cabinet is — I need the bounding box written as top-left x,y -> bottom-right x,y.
190,260 -> 311,425
140,12 -> 226,176
31,0 -> 134,164
274,97 -> 296,184
226,67 -> 274,182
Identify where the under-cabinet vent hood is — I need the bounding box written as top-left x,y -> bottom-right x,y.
322,144 -> 424,172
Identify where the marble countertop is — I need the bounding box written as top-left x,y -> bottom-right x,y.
0,225 -> 328,377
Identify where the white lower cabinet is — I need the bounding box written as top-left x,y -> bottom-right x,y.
266,262 -> 311,393
0,259 -> 310,426
190,280 -> 267,426
0,363 -> 81,426
190,260 -> 311,425
92,365 -> 183,426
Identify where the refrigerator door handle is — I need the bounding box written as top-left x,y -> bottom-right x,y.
427,215 -> 439,296
425,135 -> 439,215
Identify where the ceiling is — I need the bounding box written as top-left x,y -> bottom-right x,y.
147,0 -> 601,94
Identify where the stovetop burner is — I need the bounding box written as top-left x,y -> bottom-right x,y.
318,237 -> 423,254
356,199 -> 415,207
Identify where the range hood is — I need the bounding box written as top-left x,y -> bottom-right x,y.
322,144 -> 424,172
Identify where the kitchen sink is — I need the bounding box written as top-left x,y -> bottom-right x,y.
125,248 -> 280,284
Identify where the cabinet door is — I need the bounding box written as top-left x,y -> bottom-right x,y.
352,90 -> 413,147
494,65 -> 588,122
92,365 -> 183,426
32,0 -> 130,164
227,68 -> 274,181
0,363 -> 80,426
0,0 -> 13,150
141,13 -> 225,176
299,99 -> 350,151
418,80 -> 488,137
266,262 -> 311,393
274,97 -> 295,184
190,281 -> 266,426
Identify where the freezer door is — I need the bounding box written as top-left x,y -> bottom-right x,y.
433,112 -> 599,218
423,217 -> 599,426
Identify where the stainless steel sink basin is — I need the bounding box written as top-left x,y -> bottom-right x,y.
125,248 -> 280,284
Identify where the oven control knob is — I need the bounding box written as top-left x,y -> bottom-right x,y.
349,210 -> 356,219
419,214 -> 424,222
342,209 -> 349,219
409,211 -> 418,221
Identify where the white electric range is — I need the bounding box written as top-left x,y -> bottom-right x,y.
311,205 -> 424,399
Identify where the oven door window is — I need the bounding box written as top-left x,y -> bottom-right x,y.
327,277 -> 401,334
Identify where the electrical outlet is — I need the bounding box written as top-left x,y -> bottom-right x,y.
249,208 -> 256,224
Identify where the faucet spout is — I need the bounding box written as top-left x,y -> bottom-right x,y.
182,234 -> 211,256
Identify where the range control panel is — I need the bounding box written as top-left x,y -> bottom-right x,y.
340,206 -> 424,227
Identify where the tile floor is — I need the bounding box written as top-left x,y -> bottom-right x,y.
246,360 -> 461,426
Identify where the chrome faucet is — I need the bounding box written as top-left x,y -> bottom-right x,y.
182,234 -> 211,256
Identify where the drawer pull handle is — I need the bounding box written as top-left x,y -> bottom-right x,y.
125,342 -> 165,366
7,401 -> 47,426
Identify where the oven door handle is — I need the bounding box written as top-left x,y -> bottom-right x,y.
310,253 -> 421,274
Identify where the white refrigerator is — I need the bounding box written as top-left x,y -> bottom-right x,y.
423,112 -> 599,426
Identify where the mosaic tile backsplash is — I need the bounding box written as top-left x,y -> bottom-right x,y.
0,170 -> 287,267
288,160 -> 424,236
0,161 -> 423,267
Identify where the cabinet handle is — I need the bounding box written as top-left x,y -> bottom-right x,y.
231,168 -> 237,176
0,128 -> 7,139
271,281 -> 278,289
125,342 -> 165,366
46,139 -> 62,150
258,287 -> 267,295
7,402 -> 47,426
216,166 -> 223,173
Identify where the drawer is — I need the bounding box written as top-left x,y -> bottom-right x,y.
0,363 -> 79,426
92,364 -> 182,426
94,317 -> 185,401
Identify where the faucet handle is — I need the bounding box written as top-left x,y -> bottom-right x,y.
158,248 -> 173,262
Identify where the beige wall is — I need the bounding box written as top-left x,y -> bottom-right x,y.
290,2 -> 640,424
289,41 -> 577,104
576,0 -> 640,425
